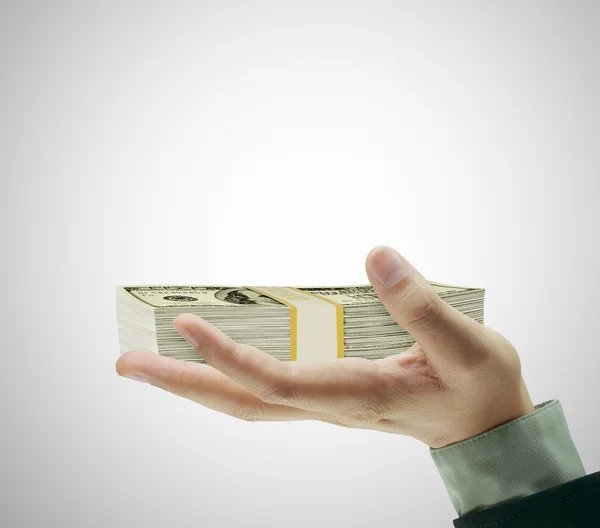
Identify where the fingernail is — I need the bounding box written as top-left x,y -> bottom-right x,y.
122,373 -> 149,384
370,246 -> 406,286
178,324 -> 200,348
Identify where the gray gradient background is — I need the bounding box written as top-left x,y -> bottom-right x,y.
1,1 -> 599,527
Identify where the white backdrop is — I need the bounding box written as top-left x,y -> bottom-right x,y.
1,1 -> 599,527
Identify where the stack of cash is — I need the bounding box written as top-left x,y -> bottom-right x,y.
116,283 -> 484,363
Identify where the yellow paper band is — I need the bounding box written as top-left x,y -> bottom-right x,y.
288,288 -> 345,359
243,286 -> 344,362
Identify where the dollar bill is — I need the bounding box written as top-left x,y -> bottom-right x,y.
124,282 -> 478,308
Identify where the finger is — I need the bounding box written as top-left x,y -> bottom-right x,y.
365,246 -> 490,368
115,350 -> 318,422
173,313 -> 392,416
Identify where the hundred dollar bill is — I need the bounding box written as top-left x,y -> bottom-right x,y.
121,282 -> 476,307
116,283 -> 484,363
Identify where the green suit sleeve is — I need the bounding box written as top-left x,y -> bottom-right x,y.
430,400 -> 586,517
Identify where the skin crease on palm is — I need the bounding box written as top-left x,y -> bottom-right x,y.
115,246 -> 536,449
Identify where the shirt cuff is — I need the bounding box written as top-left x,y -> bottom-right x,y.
430,400 -> 586,516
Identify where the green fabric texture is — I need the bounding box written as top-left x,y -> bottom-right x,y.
430,400 -> 586,517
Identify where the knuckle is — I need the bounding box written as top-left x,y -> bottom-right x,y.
240,407 -> 265,422
259,364 -> 295,405
260,384 -> 293,405
232,341 -> 244,361
345,406 -> 385,425
230,405 -> 265,422
171,361 -> 194,398
406,295 -> 443,331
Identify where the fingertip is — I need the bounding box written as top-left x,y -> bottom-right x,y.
115,350 -> 135,376
115,357 -> 124,376
366,245 -> 391,265
366,246 -> 388,280
366,246 -> 409,288
115,350 -> 154,376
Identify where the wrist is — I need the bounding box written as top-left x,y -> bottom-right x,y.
432,378 -> 535,449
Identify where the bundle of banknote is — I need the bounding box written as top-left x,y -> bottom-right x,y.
116,283 -> 484,363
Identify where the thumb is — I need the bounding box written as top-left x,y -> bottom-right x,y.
365,246 -> 487,368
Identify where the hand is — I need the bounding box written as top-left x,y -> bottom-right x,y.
115,246 -> 535,448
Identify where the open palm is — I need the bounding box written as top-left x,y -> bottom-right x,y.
116,246 -> 534,448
